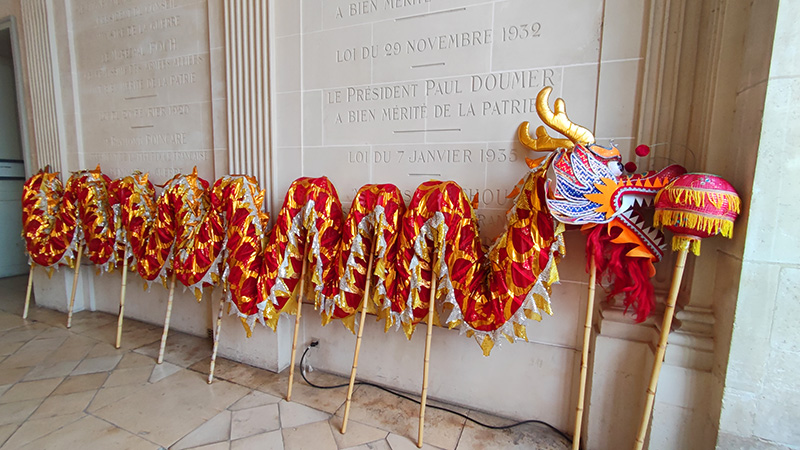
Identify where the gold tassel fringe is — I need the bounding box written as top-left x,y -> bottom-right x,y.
672,236 -> 702,256
654,209 -> 735,239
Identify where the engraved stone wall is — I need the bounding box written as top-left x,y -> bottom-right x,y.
275,0 -> 606,245
70,0 -> 214,183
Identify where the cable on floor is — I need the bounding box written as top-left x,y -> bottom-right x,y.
299,344 -> 573,444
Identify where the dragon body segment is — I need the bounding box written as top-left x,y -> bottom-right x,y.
21,161 -> 561,354
21,87 -> 686,354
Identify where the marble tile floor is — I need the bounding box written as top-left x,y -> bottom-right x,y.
0,275 -> 570,449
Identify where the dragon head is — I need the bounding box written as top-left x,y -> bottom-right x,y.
519,87 -> 686,270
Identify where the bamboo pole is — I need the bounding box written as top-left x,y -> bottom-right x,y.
66,244 -> 83,328
633,244 -> 690,450
115,262 -> 128,349
417,268 -> 438,448
341,238 -> 377,434
573,256 -> 597,449
287,251 -> 309,401
157,272 -> 177,365
208,286 -> 227,384
23,264 -> 35,319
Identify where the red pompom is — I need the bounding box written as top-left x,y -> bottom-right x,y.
635,145 -> 650,157
624,162 -> 638,173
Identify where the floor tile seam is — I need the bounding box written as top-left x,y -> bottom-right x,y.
169,416 -> 216,449
326,413 -> 390,444
0,423 -> 21,449
87,410 -> 165,448
451,412 -> 468,450
0,397 -> 47,448
7,410 -> 87,448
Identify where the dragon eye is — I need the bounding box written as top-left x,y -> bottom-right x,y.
607,161 -> 623,177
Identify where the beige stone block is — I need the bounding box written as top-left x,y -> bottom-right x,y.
718,387 -> 757,436
455,413 -> 570,449
275,0 -> 301,37
229,390 -> 282,410
74,6 -> 210,71
321,0 -> 428,29
649,402 -> 716,450
654,364 -> 712,409
0,366 -> 33,386
716,432 -> 793,450
0,412 -> 85,450
149,361 -> 183,383
303,25 -> 373,90
276,34 -> 301,93
86,384 -> 147,413
0,399 -> 42,426
373,4 -> 493,82
764,348 -> 800,394
1,336 -> 64,369
210,46 -> 227,100
594,59 -> 641,139
134,331 -> 210,368
770,268 -> 800,353
492,0 -> 602,70
231,403 -> 280,440
308,317 -> 575,430
753,386 -> 800,444
302,145 -> 371,199
329,414 -> 388,449
15,414 -> 153,450
600,0 -> 647,61
172,409 -> 231,449
103,366 -> 154,387
561,64 -> 599,137
277,92 -> 302,147
52,373 -> 109,395
207,0 -> 225,50
586,335 -> 651,450
723,261 -> 779,393
0,378 -> 63,404
273,147 -> 304,210
369,143 -> 487,201
303,90 -> 323,147
81,97 -> 213,150
92,370 -> 248,446
22,359 -> 81,381
333,385 -> 464,449
231,429 -> 283,450
283,420 -> 339,449
321,83 -> 426,146
423,71 -> 564,144
29,391 -> 95,419
302,0 -> 323,33
71,354 -> 123,376
213,97 -> 229,151
431,0 -> 487,10
214,149 -> 230,178
764,0 -> 797,79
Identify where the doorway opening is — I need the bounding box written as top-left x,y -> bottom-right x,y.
0,17 -> 30,278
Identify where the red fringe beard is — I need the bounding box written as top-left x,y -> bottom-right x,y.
584,225 -> 655,322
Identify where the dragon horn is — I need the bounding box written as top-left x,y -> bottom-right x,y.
518,122 -> 575,152
536,87 -> 595,146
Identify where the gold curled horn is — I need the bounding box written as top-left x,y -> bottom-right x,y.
518,121 -> 574,153
536,87 -> 595,146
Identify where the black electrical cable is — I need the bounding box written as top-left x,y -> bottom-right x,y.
299,345 -> 573,444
